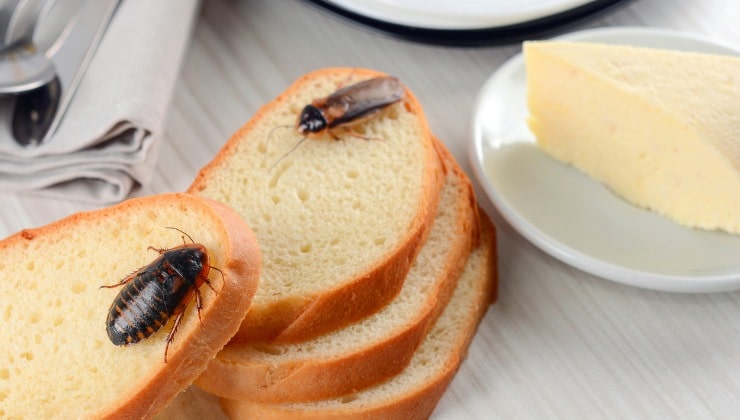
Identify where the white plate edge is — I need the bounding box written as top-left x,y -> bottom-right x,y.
468,26 -> 740,293
325,0 -> 600,30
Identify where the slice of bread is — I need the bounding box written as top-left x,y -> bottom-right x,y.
195,143 -> 479,402
221,213 -> 498,419
154,386 -> 229,420
188,67 -> 445,344
0,193 -> 261,419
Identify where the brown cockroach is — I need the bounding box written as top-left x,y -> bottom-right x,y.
296,75 -> 405,139
101,228 -> 223,363
266,75 -> 405,166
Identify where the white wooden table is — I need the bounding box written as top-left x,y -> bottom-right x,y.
3,1 -> 740,418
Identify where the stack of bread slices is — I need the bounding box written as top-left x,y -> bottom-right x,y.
0,67 -> 496,419
180,67 -> 499,419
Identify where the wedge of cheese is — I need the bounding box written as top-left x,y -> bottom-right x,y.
524,41 -> 740,234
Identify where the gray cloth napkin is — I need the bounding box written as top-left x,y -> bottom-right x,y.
0,0 -> 199,203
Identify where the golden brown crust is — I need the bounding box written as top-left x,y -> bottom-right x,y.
195,140 -> 478,403
188,67 -> 445,344
219,213 -> 497,419
197,327 -> 425,405
153,386 -> 230,420
234,201 -> 437,344
103,195 -> 261,419
2,193 -> 261,419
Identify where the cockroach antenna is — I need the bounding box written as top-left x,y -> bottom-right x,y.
268,135 -> 310,171
265,76 -> 405,171
262,124 -> 293,166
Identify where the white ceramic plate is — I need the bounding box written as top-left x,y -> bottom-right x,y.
469,27 -> 740,293
325,0 -> 599,30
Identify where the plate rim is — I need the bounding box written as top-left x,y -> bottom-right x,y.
304,0 -> 632,47
323,0 -> 598,30
468,26 -> 740,293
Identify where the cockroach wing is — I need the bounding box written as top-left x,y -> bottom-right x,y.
325,76 -> 405,128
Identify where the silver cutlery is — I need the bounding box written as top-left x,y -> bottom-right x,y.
0,0 -> 56,94
9,0 -> 118,146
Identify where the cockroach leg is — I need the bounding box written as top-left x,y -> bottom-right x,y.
164,312 -> 184,363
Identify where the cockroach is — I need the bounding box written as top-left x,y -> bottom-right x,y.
296,75 -> 405,139
266,75 -> 405,166
101,228 -> 223,363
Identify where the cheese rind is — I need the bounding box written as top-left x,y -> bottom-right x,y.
524,41 -> 740,234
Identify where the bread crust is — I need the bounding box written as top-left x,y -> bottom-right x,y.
102,195 -> 262,419
188,67 -> 445,344
0,193 -> 261,419
195,141 -> 478,403
220,214 -> 498,420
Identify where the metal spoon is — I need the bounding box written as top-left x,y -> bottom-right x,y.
3,0 -> 46,45
11,0 -> 118,146
0,0 -> 56,94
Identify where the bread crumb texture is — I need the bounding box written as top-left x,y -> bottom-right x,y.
194,69 -> 431,300
295,243 -> 486,410
227,158 -> 467,362
0,197 -> 228,418
222,219 -> 496,418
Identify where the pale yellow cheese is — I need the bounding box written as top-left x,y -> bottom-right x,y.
524,41 -> 740,234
